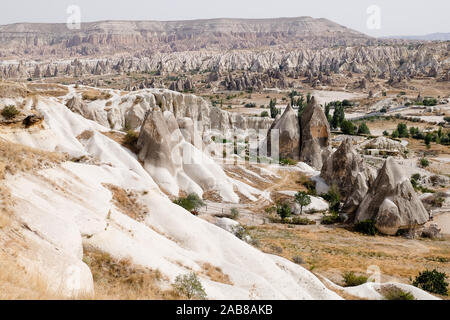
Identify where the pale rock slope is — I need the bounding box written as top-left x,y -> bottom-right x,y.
0,90 -> 342,299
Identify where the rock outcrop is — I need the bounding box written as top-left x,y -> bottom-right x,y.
136,107 -> 240,202
299,97 -> 331,169
267,104 -> 301,160
320,138 -> 376,213
355,157 -> 429,235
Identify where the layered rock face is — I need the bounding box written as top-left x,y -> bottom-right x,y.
321,139 -> 376,213
300,97 -> 331,169
63,88 -> 273,132
136,107 -> 237,200
267,104 -> 301,160
0,17 -> 369,58
355,157 -> 429,235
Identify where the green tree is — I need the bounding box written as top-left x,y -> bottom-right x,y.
357,122 -> 371,135
397,123 -> 409,138
424,133 -> 432,148
269,99 -> 279,119
323,184 -> 341,213
276,202 -> 292,220
412,269 -> 448,296
341,120 -> 356,135
295,191 -> 311,215
173,193 -> 205,212
173,272 -> 207,299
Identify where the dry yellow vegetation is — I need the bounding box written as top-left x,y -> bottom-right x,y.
82,89 -> 112,101
83,246 -> 181,300
0,252 -> 59,299
201,263 -> 233,285
102,183 -> 149,222
248,224 -> 450,288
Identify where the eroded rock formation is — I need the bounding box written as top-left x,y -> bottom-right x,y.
299,97 -> 331,169
355,157 -> 429,235
321,138 -> 376,214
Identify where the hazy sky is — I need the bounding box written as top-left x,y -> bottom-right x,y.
1,0 -> 449,37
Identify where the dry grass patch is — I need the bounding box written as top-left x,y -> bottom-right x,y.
103,183 -> 149,221
0,252 -> 60,299
247,224 -> 450,286
83,246 -> 180,300
82,89 -> 112,101
201,263 -> 233,285
0,81 -> 29,98
0,139 -> 67,178
27,83 -> 69,97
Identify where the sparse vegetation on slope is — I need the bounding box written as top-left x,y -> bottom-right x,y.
83,246 -> 180,300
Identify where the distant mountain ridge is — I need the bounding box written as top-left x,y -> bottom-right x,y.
384,32 -> 450,41
0,17 -> 372,58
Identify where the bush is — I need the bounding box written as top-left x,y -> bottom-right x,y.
383,130 -> 389,136
1,105 -> 20,119
357,122 -> 371,135
412,269 -> 448,296
173,193 -> 205,212
172,272 -> 207,300
322,184 -> 341,213
340,120 -> 356,135
279,158 -> 297,166
276,202 -> 291,219
260,111 -> 269,117
230,208 -> 239,220
354,219 -> 377,235
244,103 -> 256,108
397,123 -> 409,138
291,216 -> 316,225
419,158 -> 429,168
124,130 -> 139,146
382,286 -> 415,300
321,211 -> 340,225
342,271 -> 368,287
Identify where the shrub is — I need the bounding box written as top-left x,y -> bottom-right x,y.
412,269 -> 448,296
419,158 -> 429,168
260,111 -> 269,117
276,202 -> 291,219
230,208 -> 239,220
291,216 -> 315,225
172,272 -> 207,300
354,219 -> 377,235
294,191 -> 311,215
244,103 -> 256,108
342,271 -> 368,287
322,184 -> 341,213
173,193 -> 205,212
321,211 -> 340,225
1,105 -> 20,119
279,158 -> 297,166
124,130 -> 139,146
357,122 -> 371,135
340,120 -> 356,135
397,123 -> 409,138
382,286 -> 415,300
383,130 -> 389,136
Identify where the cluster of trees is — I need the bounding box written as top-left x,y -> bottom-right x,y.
385,123 -> 449,147
269,98 -> 279,119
